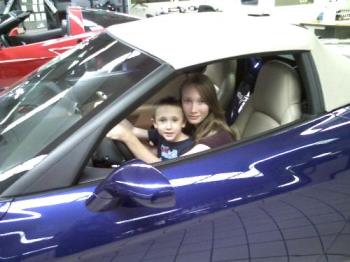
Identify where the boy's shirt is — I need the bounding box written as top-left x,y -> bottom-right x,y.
148,129 -> 194,160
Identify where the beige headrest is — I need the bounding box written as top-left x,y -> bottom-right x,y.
253,60 -> 301,124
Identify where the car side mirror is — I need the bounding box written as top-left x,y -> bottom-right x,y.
86,159 -> 175,212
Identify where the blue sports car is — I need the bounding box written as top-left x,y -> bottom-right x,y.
0,12 -> 350,261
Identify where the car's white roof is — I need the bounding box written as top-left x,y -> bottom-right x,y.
108,12 -> 350,112
108,12 -> 314,69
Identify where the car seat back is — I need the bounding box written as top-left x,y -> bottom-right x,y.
231,60 -> 302,139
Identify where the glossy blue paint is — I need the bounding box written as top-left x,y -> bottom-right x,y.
0,109 -> 349,260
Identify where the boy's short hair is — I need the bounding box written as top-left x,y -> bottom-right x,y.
156,96 -> 180,107
153,96 -> 182,117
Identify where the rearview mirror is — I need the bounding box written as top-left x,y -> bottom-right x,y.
86,159 -> 175,212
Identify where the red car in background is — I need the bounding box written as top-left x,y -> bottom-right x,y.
0,6 -> 138,92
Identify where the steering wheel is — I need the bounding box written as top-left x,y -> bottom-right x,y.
0,10 -> 32,46
114,140 -> 134,160
93,138 -> 134,168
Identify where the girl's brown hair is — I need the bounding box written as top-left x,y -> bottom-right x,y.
180,73 -> 235,142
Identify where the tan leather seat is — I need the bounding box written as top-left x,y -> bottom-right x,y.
231,60 -> 302,140
204,59 -> 237,110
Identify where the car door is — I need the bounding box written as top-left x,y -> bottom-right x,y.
1,104 -> 349,261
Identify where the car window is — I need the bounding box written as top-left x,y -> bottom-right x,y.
0,32 -> 161,189
85,51 -> 311,184
90,60 -> 240,169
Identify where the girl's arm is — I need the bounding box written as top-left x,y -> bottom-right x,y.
120,119 -> 149,140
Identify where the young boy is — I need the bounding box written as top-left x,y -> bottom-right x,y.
131,96 -> 193,161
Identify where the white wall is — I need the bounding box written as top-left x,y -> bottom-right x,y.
128,0 -> 350,21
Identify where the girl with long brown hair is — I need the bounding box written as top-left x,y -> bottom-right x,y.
180,73 -> 235,154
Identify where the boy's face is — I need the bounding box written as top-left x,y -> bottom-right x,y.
153,105 -> 186,142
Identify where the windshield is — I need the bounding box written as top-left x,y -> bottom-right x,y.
0,32 -> 161,178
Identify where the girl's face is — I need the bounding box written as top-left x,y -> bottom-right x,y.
181,85 -> 209,126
